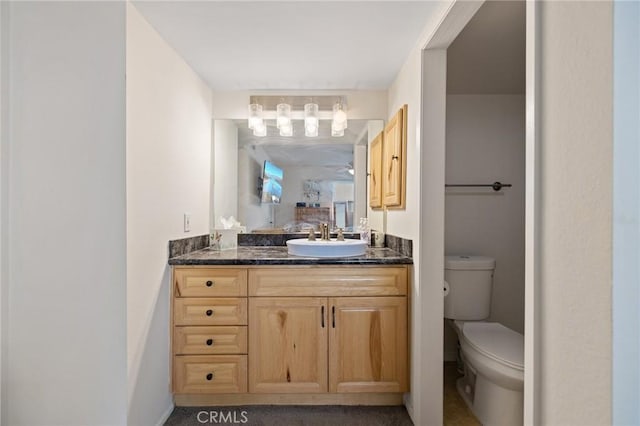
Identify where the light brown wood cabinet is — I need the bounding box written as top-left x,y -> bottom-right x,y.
329,297 -> 407,393
249,297 -> 328,393
172,265 -> 409,405
369,105 -> 408,209
369,131 -> 383,208
172,267 -> 249,394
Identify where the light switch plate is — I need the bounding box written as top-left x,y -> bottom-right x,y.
184,213 -> 191,232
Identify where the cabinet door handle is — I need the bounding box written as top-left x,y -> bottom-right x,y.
206,373 -> 214,381
321,306 -> 325,328
206,280 -> 214,287
332,306 -> 336,328
206,339 -> 213,346
206,309 -> 213,316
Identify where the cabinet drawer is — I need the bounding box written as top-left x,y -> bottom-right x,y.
174,355 -> 247,394
174,326 -> 248,355
249,267 -> 408,296
174,268 -> 247,297
174,298 -> 247,326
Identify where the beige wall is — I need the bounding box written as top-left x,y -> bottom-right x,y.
538,2 -> 613,424
126,4 -> 212,424
444,94 -> 525,358
4,2 -> 128,424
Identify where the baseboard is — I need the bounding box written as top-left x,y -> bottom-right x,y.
174,393 -> 404,406
403,393 -> 415,423
155,403 -> 175,426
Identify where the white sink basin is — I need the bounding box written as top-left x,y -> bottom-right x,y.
286,238 -> 368,258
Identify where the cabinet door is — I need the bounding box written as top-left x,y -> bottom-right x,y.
249,297 -> 328,393
329,297 -> 407,393
369,131 -> 383,208
382,105 -> 407,208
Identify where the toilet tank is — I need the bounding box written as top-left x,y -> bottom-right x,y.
444,255 -> 495,320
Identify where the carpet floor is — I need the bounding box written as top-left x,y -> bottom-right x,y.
164,362 -> 479,425
164,405 -> 414,426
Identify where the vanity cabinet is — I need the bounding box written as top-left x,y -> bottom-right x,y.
249,297 -> 328,393
247,267 -> 408,394
172,267 -> 248,394
368,105 -> 407,209
329,297 -> 407,393
172,265 -> 409,404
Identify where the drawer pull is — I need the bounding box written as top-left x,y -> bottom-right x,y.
206,339 -> 214,346
206,373 -> 214,381
206,309 -> 214,316
206,280 -> 214,287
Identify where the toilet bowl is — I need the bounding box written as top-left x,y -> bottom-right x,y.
451,320 -> 524,426
444,255 -> 524,425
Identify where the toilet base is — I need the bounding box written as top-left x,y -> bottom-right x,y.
456,372 -> 523,426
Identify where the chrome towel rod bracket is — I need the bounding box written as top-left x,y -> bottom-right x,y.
445,181 -> 512,191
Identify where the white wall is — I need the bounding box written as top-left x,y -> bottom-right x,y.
126,4 -> 212,425
0,1 -> 8,421
5,2 -> 127,424
613,1 -> 640,424
444,95 -> 525,358
212,120 -> 238,228
537,2 -> 613,424
383,2 -> 455,423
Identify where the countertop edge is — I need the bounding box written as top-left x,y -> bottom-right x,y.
168,246 -> 413,266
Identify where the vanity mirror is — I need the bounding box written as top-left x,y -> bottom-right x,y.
212,119 -> 382,233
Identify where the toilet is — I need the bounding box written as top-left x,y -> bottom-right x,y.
444,255 -> 524,426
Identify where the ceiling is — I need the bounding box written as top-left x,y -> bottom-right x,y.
447,0 -> 525,94
132,1 -> 445,91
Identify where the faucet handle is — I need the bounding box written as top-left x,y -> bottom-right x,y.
308,228 -> 316,241
337,228 -> 345,241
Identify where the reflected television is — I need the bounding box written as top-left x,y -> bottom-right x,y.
260,160 -> 283,204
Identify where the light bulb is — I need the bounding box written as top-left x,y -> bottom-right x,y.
276,103 -> 291,129
253,121 -> 267,137
279,122 -> 293,137
248,103 -> 263,130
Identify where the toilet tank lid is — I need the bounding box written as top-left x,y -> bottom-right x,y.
445,255 -> 496,270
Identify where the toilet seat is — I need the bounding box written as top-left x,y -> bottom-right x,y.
461,322 -> 524,371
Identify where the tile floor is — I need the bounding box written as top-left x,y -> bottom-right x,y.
443,362 -> 481,426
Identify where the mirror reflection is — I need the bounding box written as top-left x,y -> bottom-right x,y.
213,119 -> 377,233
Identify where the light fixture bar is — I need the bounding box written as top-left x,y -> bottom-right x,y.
249,95 -> 346,112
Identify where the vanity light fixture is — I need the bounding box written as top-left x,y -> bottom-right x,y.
247,96 -> 347,138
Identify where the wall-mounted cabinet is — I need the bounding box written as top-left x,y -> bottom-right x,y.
369,105 -> 408,209
369,132 -> 383,208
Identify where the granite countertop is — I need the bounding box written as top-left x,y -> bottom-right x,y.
168,246 -> 413,266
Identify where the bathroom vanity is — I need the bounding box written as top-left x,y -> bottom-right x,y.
168,246 -> 412,406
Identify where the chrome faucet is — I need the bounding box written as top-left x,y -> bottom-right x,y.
320,223 -> 330,241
